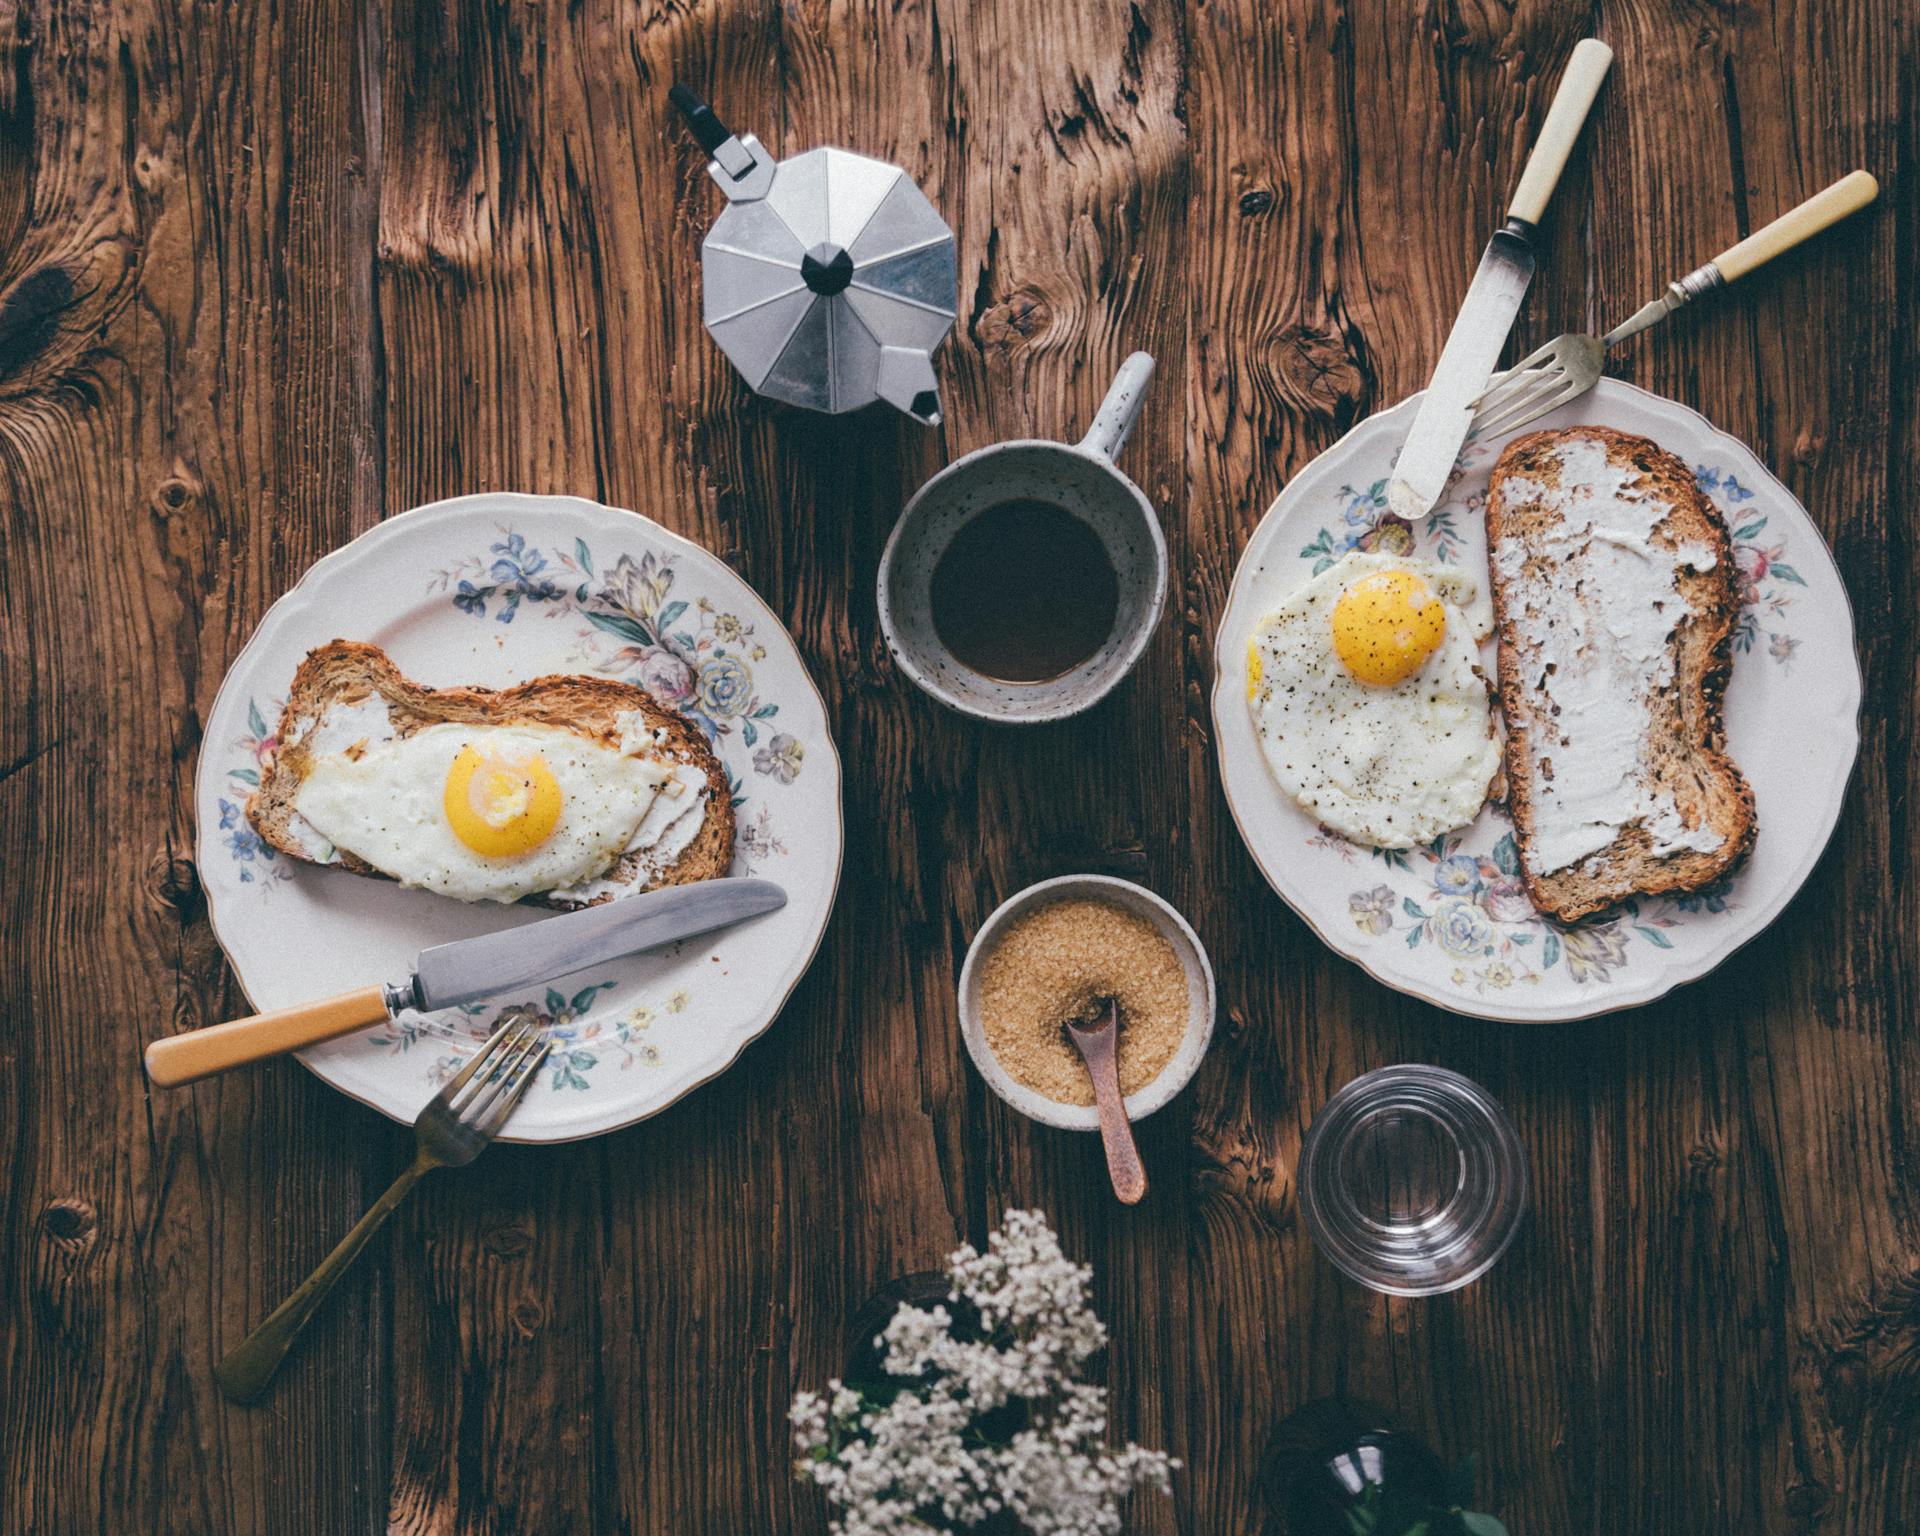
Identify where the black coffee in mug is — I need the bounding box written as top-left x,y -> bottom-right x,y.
928,499 -> 1119,684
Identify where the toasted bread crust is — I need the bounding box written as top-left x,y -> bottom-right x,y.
246,640 -> 734,906
1486,427 -> 1756,921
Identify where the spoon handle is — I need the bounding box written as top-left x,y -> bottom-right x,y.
1078,1025 -> 1148,1205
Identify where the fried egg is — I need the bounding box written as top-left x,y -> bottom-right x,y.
1246,550 -> 1497,848
293,721 -> 676,902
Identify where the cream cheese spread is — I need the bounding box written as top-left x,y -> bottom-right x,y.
1491,437 -> 1727,877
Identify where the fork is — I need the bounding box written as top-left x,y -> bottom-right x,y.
1470,170 -> 1878,439
215,1012 -> 552,1403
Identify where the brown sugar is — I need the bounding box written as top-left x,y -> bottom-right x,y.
978,897 -> 1189,1106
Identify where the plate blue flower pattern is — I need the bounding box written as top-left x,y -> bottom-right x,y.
1217,380 -> 1858,1022
430,533 -> 794,757
220,529 -> 805,893
1337,828 -> 1736,997
197,493 -> 841,1140
366,977 -> 692,1092
219,697 -> 292,886
1301,455 -> 1787,995
213,527 -> 811,1091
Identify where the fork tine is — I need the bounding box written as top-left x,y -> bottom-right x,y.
450,1019 -> 540,1116
1522,369 -> 1596,426
475,1041 -> 553,1139
1485,339 -> 1563,392
1469,340 -> 1562,410
456,1026 -> 549,1127
1485,371 -> 1595,439
1473,369 -> 1572,439
1470,361 -> 1558,421
1541,373 -> 1595,416
436,1015 -> 523,1104
446,1013 -> 540,1114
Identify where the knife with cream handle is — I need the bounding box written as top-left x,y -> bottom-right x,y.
1385,38 -> 1613,521
144,878 -> 787,1086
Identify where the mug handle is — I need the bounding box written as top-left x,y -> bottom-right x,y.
1077,352 -> 1156,462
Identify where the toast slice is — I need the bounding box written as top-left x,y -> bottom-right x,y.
246,640 -> 734,907
1485,426 -> 1755,921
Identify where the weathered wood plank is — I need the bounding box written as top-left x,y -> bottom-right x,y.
1,0 -> 1914,1531
0,0 -> 387,1532
1588,0 -> 1916,1528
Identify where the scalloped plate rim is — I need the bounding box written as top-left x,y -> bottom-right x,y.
1211,380 -> 1860,1024
195,491 -> 844,1141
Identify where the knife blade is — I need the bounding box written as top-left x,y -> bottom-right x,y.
1386,38 -> 1612,521
1385,232 -> 1537,520
410,877 -> 786,1010
144,878 -> 788,1087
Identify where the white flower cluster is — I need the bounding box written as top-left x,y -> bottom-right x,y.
791,1210 -> 1177,1535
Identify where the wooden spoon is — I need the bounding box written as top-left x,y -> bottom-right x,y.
1065,996 -> 1147,1205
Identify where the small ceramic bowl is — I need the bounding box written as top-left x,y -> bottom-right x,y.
877,353 -> 1167,724
957,874 -> 1216,1131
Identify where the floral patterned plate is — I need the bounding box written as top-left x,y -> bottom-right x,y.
197,493 -> 842,1139
1212,380 -> 1859,1023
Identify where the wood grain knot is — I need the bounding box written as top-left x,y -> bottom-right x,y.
975,288 -> 1055,355
1783,1477 -> 1830,1520
0,266 -> 75,381
147,851 -> 202,917
0,243 -> 134,402
483,1225 -> 533,1260
1188,1122 -> 1292,1228
41,1198 -> 96,1247
1043,73 -> 1133,156
1271,324 -> 1368,420
1818,1265 -> 1920,1434
511,1297 -> 545,1337
152,475 -> 202,515
1238,188 -> 1275,217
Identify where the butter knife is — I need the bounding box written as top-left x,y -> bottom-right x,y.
144,878 -> 787,1086
1386,38 -> 1613,521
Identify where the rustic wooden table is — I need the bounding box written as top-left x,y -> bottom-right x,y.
4,1 -> 1914,1531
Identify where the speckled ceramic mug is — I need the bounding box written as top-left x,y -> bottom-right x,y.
876,353 -> 1165,723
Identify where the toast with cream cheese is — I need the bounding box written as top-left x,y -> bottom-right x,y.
1485,427 -> 1755,921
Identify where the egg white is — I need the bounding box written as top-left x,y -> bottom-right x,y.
293,721 -> 676,903
1247,550 -> 1498,848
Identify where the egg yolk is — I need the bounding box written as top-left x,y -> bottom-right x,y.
1246,641 -> 1263,700
444,745 -> 563,857
1330,569 -> 1447,685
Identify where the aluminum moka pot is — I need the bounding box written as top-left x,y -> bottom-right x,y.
671,84 -> 957,425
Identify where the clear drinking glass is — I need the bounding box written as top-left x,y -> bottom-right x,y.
1298,1065 -> 1527,1296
